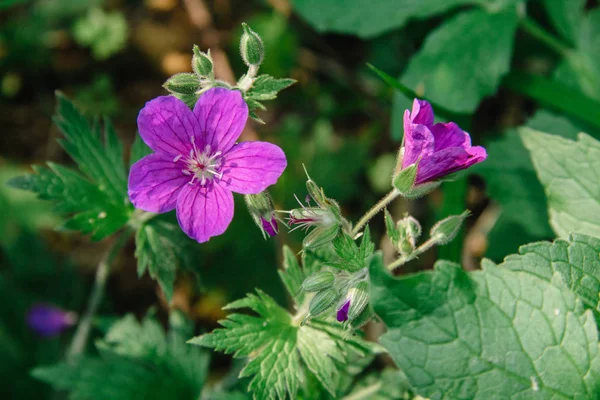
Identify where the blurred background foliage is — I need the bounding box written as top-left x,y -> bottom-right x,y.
1,0 -> 599,397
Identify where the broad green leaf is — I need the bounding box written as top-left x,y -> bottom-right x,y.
190,290 -> 373,400
473,111 -> 581,260
542,0 -> 585,45
7,94 -> 131,240
135,215 -> 196,301
401,8 -> 517,113
32,313 -> 209,400
370,253 -> 600,399
490,234 -> 600,317
292,0 -> 511,39
553,9 -> 600,102
521,128 -> 600,239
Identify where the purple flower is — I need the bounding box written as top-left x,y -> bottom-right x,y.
27,304 -> 76,337
336,300 -> 350,322
402,99 -> 486,184
260,216 -> 278,237
128,88 -> 287,243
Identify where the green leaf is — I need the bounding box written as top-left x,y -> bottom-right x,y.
401,7 -> 517,113
135,216 -> 196,301
473,111 -> 582,260
521,128 -> 600,239
502,70 -> 600,130
292,0 -> 487,39
542,0 -> 585,45
7,94 -> 130,240
331,230 -> 373,272
32,313 -> 209,400
491,234 -> 600,318
247,75 -> 295,101
553,9 -> 600,103
190,290 -> 373,400
370,253 -> 600,399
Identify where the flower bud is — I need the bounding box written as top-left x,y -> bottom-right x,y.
430,210 -> 470,245
27,304 -> 77,337
192,45 -> 214,78
302,271 -> 335,292
397,214 -> 421,255
245,192 -> 278,239
346,281 -> 369,322
163,73 -> 201,95
240,23 -> 264,67
303,223 -> 339,250
309,288 -> 339,317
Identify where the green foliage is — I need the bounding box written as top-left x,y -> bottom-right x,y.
542,0 -> 585,45
191,289 -> 374,400
331,228 -> 374,272
370,252 -> 600,399
489,234 -> 600,319
33,313 -> 209,400
401,7 -> 517,113
292,0 -> 478,39
72,8 -> 128,60
473,111 -> 581,260
521,128 -> 600,239
8,94 -> 131,240
135,214 -> 197,301
244,75 -> 296,122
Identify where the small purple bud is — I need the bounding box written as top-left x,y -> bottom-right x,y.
27,304 -> 77,337
336,300 -> 350,322
260,216 -> 278,237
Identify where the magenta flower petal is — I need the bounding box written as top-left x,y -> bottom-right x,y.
337,300 -> 350,322
401,99 -> 487,184
128,153 -> 191,213
176,183 -> 234,243
193,88 -> 248,154
27,304 -> 76,337
221,142 -> 287,194
137,96 -> 198,157
260,216 -> 278,237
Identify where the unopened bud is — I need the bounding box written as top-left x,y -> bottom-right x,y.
397,215 -> 421,255
245,192 -> 278,239
163,73 -> 201,95
430,210 -> 470,245
192,45 -> 214,78
303,223 -> 339,250
302,271 -> 335,292
27,304 -> 77,337
240,23 -> 264,67
309,288 -> 339,317
346,281 -> 369,321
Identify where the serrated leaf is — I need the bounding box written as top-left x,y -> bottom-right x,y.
135,216 -> 195,301
32,314 -> 209,400
521,128 -> 600,239
292,0 -> 501,39
401,7 -> 517,113
278,245 -> 306,304
491,234 -> 600,318
370,253 -> 600,399
190,290 -> 373,400
246,75 -> 295,101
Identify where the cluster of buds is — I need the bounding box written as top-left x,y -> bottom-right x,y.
163,23 -> 266,107
285,170 -> 347,250
385,210 -> 422,256
301,269 -> 370,326
245,191 -> 279,238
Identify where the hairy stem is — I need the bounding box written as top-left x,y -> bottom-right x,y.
386,238 -> 437,272
342,382 -> 383,400
519,16 -> 571,57
67,228 -> 132,360
351,189 -> 400,238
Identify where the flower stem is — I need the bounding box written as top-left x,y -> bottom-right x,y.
67,228 -> 132,360
519,16 -> 571,57
386,238 -> 437,272
351,189 -> 400,238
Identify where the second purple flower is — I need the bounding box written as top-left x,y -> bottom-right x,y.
128,88 -> 287,243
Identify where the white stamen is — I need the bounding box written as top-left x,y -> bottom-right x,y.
173,154 -> 183,163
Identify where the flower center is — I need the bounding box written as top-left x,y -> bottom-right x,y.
174,137 -> 223,186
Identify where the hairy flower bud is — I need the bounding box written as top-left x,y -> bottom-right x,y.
430,210 -> 470,245
240,23 -> 264,67
27,304 -> 77,337
192,45 -> 214,78
302,271 -> 335,292
309,288 -> 339,317
163,73 -> 201,95
397,214 -> 422,255
245,192 -> 278,238
346,281 -> 369,322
